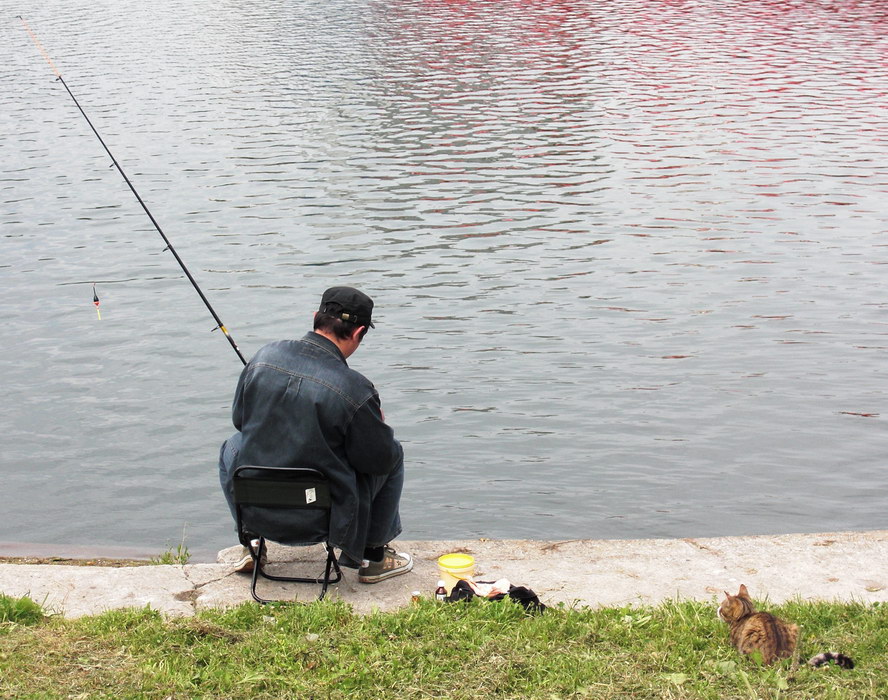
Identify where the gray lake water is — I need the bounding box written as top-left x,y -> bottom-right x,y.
2,0 -> 886,560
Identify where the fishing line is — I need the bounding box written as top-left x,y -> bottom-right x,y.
19,16 -> 247,366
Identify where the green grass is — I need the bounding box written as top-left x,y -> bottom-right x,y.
149,541 -> 191,565
0,593 -> 46,626
0,594 -> 885,698
150,527 -> 191,565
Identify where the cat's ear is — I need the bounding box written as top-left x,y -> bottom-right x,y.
738,584 -> 749,596
724,591 -> 731,598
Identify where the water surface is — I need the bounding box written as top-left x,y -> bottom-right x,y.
1,0 -> 886,559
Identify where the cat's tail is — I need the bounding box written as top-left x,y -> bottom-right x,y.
807,652 -> 854,669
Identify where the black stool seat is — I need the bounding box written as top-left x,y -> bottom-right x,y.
232,466 -> 343,603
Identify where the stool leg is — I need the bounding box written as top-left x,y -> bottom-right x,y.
249,537 -> 267,604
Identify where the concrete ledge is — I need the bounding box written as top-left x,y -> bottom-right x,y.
1,530 -> 885,618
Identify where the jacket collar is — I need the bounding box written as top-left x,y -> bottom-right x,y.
301,331 -> 347,365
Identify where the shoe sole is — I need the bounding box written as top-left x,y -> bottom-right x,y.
232,543 -> 267,574
358,556 -> 414,584
232,556 -> 254,574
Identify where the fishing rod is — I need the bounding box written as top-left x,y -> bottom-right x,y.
19,17 -> 247,366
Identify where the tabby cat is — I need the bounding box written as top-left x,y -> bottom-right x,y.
718,584 -> 853,668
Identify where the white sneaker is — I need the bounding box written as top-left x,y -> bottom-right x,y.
232,539 -> 266,574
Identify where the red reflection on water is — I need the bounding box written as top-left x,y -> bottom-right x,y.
369,0 -> 887,226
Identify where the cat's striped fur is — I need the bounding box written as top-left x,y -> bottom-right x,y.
718,584 -> 853,669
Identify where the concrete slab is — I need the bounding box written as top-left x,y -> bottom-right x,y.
1,530 -> 885,618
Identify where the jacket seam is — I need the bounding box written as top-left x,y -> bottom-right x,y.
250,361 -> 366,411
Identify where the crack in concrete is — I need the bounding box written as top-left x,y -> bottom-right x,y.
682,538 -> 723,555
179,566 -> 235,611
540,540 -> 582,552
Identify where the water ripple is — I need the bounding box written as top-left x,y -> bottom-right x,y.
2,0 -> 886,555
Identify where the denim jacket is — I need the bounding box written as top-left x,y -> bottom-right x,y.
220,332 -> 402,559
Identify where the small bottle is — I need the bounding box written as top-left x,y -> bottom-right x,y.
435,580 -> 447,602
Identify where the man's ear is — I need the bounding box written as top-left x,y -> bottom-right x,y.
352,325 -> 366,342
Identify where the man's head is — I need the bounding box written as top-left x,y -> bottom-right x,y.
314,286 -> 374,343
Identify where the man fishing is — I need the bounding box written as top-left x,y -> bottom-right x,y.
19,20 -> 410,577
218,286 -> 413,583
